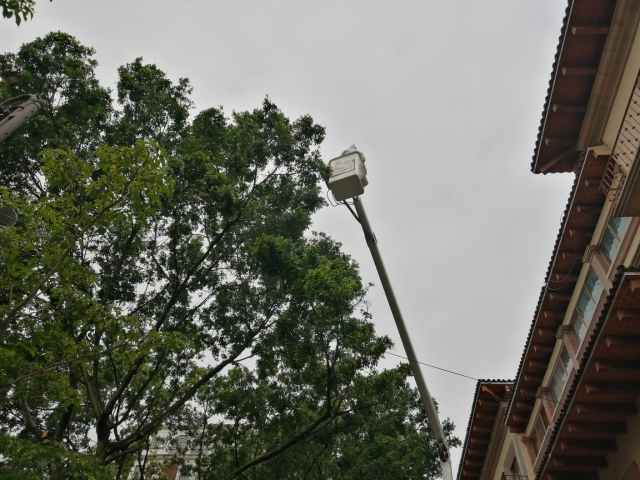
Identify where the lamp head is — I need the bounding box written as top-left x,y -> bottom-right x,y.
327,145 -> 368,201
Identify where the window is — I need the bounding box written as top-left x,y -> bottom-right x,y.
526,413 -> 549,462
168,435 -> 189,453
540,406 -> 550,430
149,438 -> 163,450
529,426 -> 540,457
569,267 -> 603,343
176,435 -> 188,450
600,216 -> 630,264
548,348 -> 572,403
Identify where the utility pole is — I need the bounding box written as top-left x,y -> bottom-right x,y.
327,145 -> 453,480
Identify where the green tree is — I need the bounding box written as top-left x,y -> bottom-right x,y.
0,31 -> 112,196
171,363 -> 459,480
1,0 -> 51,25
0,32 -> 459,479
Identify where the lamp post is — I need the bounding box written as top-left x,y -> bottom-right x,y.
327,145 -> 454,480
0,94 -> 47,143
0,94 -> 48,227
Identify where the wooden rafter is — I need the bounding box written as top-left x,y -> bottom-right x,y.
571,25 -> 610,35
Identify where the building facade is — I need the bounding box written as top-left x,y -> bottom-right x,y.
459,0 -> 640,479
129,430 -> 199,480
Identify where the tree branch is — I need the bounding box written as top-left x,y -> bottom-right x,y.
0,342 -> 158,394
223,411 -> 333,480
20,396 -> 42,437
1,191 -> 137,343
99,223 -> 141,303
105,334 -> 256,459
79,364 -> 104,420
223,402 -> 377,480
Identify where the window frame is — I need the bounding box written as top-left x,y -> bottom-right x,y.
547,347 -> 573,404
524,411 -> 551,470
568,266 -> 604,345
600,216 -> 631,266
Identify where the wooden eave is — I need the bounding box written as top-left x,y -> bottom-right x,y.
532,0 -> 617,174
458,381 -> 513,480
537,269 -> 640,480
506,152 -> 608,430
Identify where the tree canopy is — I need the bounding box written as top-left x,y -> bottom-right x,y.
1,0 -> 50,25
0,32 -> 459,479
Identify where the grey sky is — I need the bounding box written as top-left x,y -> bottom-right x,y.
0,0 -> 575,474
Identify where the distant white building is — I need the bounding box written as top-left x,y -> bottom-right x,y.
129,429 -> 200,480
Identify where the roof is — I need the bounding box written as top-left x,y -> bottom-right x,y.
457,380 -> 514,480
536,267 -> 640,478
531,0 -> 618,174
505,151 -> 608,429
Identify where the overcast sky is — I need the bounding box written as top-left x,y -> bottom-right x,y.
0,0 -> 575,474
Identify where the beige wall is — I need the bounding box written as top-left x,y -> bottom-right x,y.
489,431 -> 533,480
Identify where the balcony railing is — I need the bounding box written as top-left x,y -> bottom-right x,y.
601,68 -> 640,205
501,475 -> 529,480
601,156 -> 627,205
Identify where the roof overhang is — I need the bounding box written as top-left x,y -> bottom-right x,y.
506,151 -> 609,430
532,0 -> 640,174
458,381 -> 514,480
537,268 -> 640,479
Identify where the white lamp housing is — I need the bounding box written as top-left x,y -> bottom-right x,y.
327,146 -> 368,201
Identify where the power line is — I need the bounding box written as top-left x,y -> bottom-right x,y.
536,392 -> 619,416
386,351 -> 479,381
385,352 -> 624,419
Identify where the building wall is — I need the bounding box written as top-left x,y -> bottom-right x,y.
526,13 -> 640,472
515,23 -> 640,478
128,430 -> 199,480
488,431 -> 533,480
460,4 -> 640,478
497,187 -> 640,478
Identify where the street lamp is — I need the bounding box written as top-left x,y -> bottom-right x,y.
328,145 -> 454,480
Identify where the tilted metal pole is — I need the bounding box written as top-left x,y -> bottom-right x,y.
353,196 -> 453,480
0,95 -> 47,142
0,94 -> 47,227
